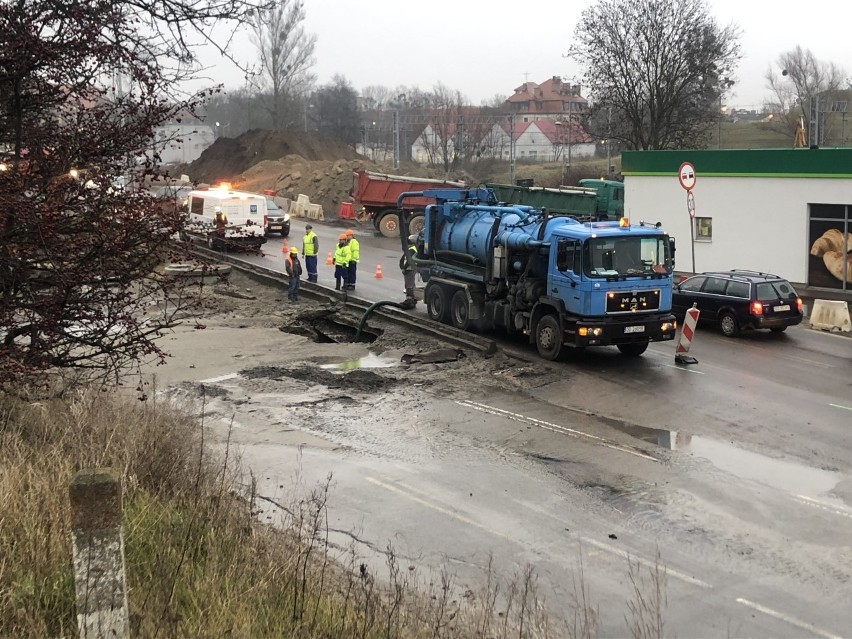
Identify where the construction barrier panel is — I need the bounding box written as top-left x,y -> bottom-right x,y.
675,303 -> 700,365
809,299 -> 852,333
338,202 -> 355,220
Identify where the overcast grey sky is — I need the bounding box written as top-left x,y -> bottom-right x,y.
213,0 -> 852,110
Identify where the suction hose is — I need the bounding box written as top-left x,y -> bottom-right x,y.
354,300 -> 413,342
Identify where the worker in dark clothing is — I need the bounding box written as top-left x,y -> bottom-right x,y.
399,234 -> 418,309
284,246 -> 303,301
213,206 -> 228,237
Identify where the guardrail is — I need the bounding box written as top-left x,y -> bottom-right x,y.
183,245 -> 499,356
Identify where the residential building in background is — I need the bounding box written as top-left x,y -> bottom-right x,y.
502,76 -> 589,122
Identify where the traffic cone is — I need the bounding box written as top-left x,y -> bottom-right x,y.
374,264 -> 383,278
281,238 -> 289,254
325,251 -> 333,265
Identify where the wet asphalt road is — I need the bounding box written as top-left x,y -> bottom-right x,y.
202,221 -> 852,637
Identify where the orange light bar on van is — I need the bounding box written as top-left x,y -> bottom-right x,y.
619,217 -> 629,227
217,182 -> 231,193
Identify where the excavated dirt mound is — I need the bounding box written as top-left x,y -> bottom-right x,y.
181,128 -> 477,221
185,129 -> 361,185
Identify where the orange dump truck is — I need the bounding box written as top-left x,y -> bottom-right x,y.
350,169 -> 466,238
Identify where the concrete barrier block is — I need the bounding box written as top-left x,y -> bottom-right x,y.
809,299 -> 852,332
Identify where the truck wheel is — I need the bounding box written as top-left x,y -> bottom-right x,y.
408,215 -> 425,237
535,314 -> 564,361
450,290 -> 472,331
378,213 -> 400,238
426,283 -> 449,324
617,341 -> 649,357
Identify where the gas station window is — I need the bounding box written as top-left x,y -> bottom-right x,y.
695,217 -> 712,242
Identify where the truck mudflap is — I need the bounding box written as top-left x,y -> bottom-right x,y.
564,313 -> 677,347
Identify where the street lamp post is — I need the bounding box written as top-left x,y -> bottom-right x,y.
304,103 -> 314,132
718,79 -> 734,149
555,118 -> 572,186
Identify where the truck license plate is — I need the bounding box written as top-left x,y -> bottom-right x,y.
624,325 -> 645,334
774,304 -> 790,312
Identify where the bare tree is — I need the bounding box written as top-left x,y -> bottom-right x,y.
0,0 -> 265,389
415,84 -> 468,171
765,46 -> 848,145
568,0 -> 741,150
250,0 -> 317,130
481,94 -> 508,109
360,85 -> 394,111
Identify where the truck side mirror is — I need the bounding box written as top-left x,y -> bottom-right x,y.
668,237 -> 676,269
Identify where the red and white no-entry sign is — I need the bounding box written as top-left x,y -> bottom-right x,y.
678,162 -> 696,191
675,303 -> 700,365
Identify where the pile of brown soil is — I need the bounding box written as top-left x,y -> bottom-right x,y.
179,128 -> 484,219
185,129 -> 361,185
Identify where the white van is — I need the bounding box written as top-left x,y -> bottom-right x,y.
182,186 -> 267,250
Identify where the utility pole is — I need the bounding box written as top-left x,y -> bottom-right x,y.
393,110 -> 400,169
509,114 -> 516,185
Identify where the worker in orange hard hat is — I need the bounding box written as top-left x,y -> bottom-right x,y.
333,233 -> 351,291
344,229 -> 359,290
284,245 -> 303,301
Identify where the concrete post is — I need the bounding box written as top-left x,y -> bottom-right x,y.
69,468 -> 130,639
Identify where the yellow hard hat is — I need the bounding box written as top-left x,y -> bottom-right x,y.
289,246 -> 298,253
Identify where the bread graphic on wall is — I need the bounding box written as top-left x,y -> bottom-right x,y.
810,229 -> 852,282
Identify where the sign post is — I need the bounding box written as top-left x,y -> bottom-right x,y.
678,162 -> 697,274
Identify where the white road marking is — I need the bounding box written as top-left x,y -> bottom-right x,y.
456,400 -> 659,462
662,363 -> 705,374
364,476 -> 515,543
200,372 -> 240,383
579,536 -> 712,589
735,598 -> 843,639
829,402 -> 852,412
367,479 -> 837,637
368,476 -> 710,590
794,494 -> 852,520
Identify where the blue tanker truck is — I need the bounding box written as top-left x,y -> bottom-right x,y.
399,188 -> 677,360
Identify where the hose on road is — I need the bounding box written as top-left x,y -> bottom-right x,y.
355,300 -> 414,342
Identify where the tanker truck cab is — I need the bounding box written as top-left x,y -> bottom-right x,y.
548,220 -> 677,355
183,185 -> 267,250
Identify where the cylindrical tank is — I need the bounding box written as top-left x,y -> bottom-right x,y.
436,205 -> 579,263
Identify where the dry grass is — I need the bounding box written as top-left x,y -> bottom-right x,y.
0,386 -> 667,638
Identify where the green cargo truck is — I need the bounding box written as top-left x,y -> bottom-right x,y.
487,179 -> 625,221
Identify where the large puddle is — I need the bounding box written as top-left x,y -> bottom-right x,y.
617,422 -> 848,509
320,352 -> 398,372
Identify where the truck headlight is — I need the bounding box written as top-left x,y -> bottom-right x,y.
661,321 -> 676,332
578,327 -> 603,337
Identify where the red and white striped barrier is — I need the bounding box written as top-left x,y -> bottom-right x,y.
675,303 -> 700,365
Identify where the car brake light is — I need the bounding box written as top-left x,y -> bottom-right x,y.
750,301 -> 764,315
264,214 -> 268,227
796,297 -> 803,312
